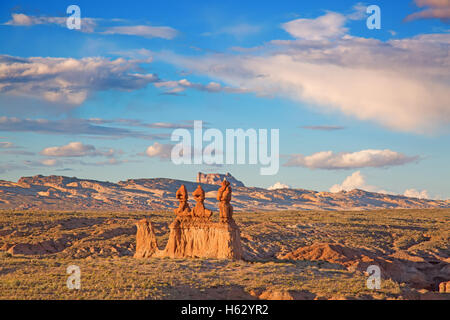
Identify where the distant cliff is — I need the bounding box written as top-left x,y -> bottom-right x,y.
0,174 -> 449,211
197,172 -> 245,187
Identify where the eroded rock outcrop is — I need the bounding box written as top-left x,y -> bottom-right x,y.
2,174 -> 449,211
197,172 -> 245,187
134,219 -> 158,258
174,184 -> 192,217
7,239 -> 68,255
251,288 -> 316,300
439,281 -> 450,293
134,183 -> 243,260
161,217 -> 242,259
192,185 -> 213,218
280,242 -> 450,291
217,180 -> 233,223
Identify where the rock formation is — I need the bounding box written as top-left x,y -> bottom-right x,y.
192,185 -> 213,218
197,172 -> 245,187
134,219 -> 158,258
134,182 -> 243,260
439,281 -> 450,293
174,184 -> 192,217
2,174 -> 449,211
161,218 -> 242,259
280,242 -> 450,291
217,180 -> 233,223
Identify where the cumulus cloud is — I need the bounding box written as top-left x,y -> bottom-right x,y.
330,170 -> 391,193
0,52 -> 244,106
330,171 -> 370,192
284,149 -> 418,170
405,0 -> 450,22
404,188 -> 430,199
0,55 -> 158,105
145,142 -> 173,159
282,12 -> 347,40
158,12 -> 450,134
268,182 -> 291,190
40,142 -> 117,157
330,171 -> 434,198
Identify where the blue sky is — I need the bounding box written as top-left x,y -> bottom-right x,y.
0,0 -> 449,199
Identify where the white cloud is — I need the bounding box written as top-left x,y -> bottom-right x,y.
158,13 -> 450,134
282,12 -> 347,40
145,142 -> 173,159
329,170 -> 390,193
5,13 -> 33,26
405,0 -> 450,22
0,55 -> 158,105
330,171 -> 433,199
346,3 -> 368,20
3,13 -> 177,38
284,149 -> 418,170
154,78 -> 246,94
40,159 -> 63,167
102,25 -> 178,39
268,182 -> 291,190
0,52 -> 245,106
0,117 -> 166,140
40,142 -> 116,157
23,159 -> 65,167
330,171 -> 369,192
404,188 -> 430,199
4,13 -> 97,32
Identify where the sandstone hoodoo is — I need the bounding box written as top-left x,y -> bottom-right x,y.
134,219 -> 158,258
134,181 -> 243,260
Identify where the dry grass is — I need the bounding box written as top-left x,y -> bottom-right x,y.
0,209 -> 449,300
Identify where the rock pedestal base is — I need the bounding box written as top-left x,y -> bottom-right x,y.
134,219 -> 158,258
134,217 -> 243,260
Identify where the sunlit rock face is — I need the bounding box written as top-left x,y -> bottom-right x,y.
197,172 -> 245,187
134,184 -> 243,260
134,219 -> 158,258
161,217 -> 243,260
2,174 -> 449,211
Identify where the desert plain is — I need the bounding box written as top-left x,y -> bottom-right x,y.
0,208 -> 449,300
